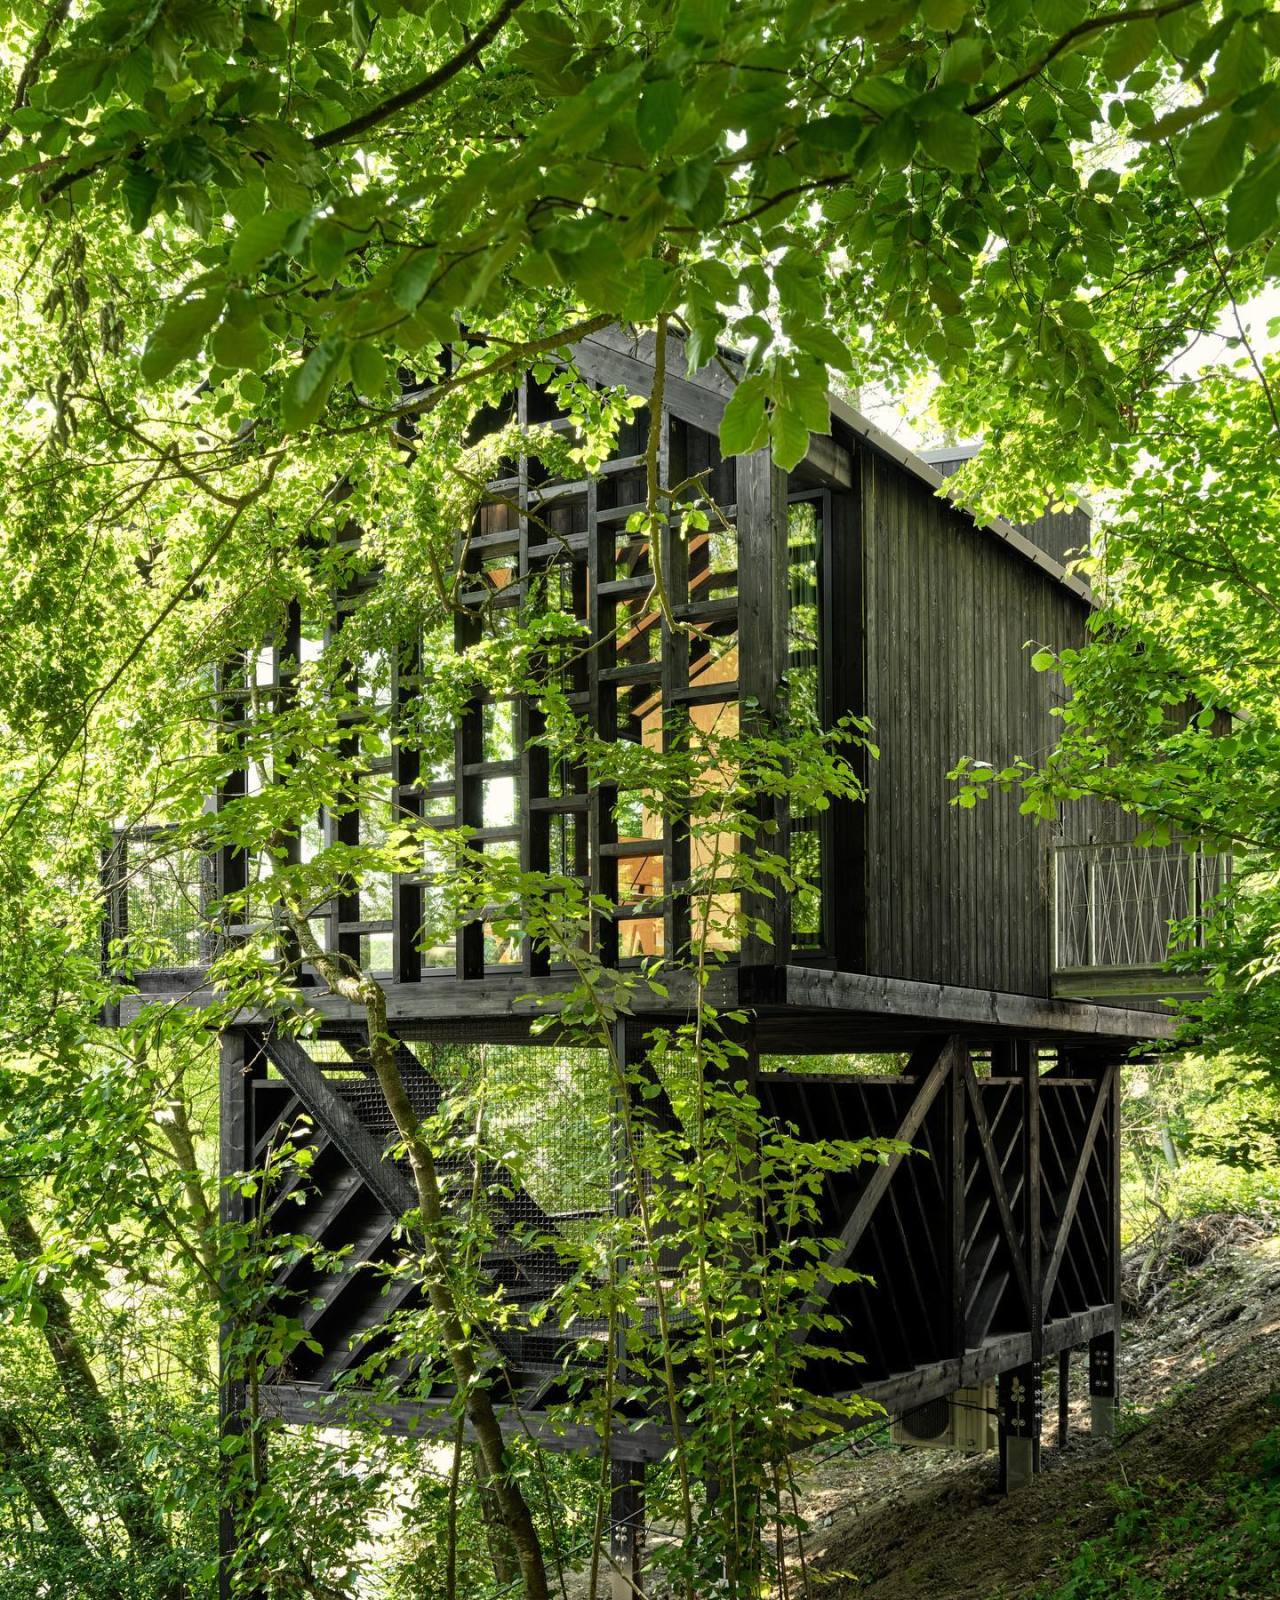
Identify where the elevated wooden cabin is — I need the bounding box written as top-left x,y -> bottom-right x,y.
106,327 -> 1202,1582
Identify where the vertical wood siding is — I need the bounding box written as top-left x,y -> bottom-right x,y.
859,448 -> 1090,995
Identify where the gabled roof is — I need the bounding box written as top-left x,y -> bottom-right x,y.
570,324 -> 1093,606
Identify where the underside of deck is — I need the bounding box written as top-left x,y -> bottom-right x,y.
218,990 -> 1132,1468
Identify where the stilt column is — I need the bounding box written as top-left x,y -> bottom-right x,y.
1089,1330 -> 1118,1437
998,1362 -> 1041,1492
609,1457 -> 645,1599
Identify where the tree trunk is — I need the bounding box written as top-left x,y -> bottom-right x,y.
473,1443 -> 521,1586
0,1400 -> 116,1591
283,908 -> 550,1600
155,1081 -> 220,1283
0,1183 -> 178,1594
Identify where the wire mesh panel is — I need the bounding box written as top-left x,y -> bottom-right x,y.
103,826 -> 207,969
1053,842 -> 1226,971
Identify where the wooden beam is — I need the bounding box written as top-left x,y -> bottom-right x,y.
1041,1068 -> 1113,1307
259,1383 -> 671,1460
963,1061 -> 1032,1316
794,431 -> 853,491
259,1034 -> 417,1219
852,1328 -> 1033,1417
571,328 -> 730,436
806,1036 -> 957,1321
219,1029 -> 257,1600
779,965 -> 1175,1041
119,967 -> 733,1026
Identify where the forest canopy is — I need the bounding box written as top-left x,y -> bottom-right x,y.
0,0 -> 1277,1596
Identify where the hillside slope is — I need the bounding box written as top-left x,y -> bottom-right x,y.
800,1216 -> 1280,1599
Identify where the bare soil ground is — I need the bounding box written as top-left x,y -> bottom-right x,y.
797,1213 -> 1280,1599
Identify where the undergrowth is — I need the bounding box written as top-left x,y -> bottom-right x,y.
1030,1406 -> 1280,1599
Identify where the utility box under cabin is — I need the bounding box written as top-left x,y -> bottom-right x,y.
106,327 -> 1200,1579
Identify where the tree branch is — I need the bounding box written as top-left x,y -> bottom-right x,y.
0,454 -> 281,847
0,0 -> 71,146
389,312 -> 614,425
310,0 -> 530,151
965,0 -> 1203,118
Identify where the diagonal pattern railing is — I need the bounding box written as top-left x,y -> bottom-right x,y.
1053,842 -> 1228,972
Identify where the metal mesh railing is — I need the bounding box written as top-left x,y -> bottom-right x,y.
102,826 -> 209,970
1052,842 -> 1227,971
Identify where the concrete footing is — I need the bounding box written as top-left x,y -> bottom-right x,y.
1090,1394 -> 1117,1437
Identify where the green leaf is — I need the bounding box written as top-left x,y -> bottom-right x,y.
869,109 -> 917,171
938,38 -> 987,86
921,0 -> 969,30
1101,18 -> 1158,83
787,321 -> 853,372
210,308 -> 272,372
674,0 -> 727,44
121,164 -> 160,233
1226,152 -> 1280,252
309,218 -> 352,284
770,405 -> 809,471
390,250 -> 437,311
849,76 -> 914,116
350,341 -> 389,397
1178,113 -> 1247,199
659,154 -> 714,213
139,288 -> 226,382
244,13 -> 288,56
719,377 -> 768,457
636,79 -> 682,152
617,258 -> 676,321
42,51 -> 110,113
1211,19 -> 1266,99
282,336 -> 347,432
919,110 -> 981,173
229,210 -> 294,275
402,299 -> 457,348
800,114 -> 864,151
1036,0 -> 1088,33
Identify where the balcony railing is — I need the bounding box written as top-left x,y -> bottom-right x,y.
1051,841 -> 1228,998
102,826 -> 211,974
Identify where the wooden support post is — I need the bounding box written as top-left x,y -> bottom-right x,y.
1058,1347 -> 1071,1450
948,1042 -> 967,1356
610,1018 -> 634,1390
587,472 -> 620,968
455,603 -> 485,981
275,603 -> 303,979
737,444 -> 789,967
609,1457 -> 645,1599
1016,1040 -> 1042,1470
392,633 -> 423,984
997,1362 -> 1041,1493
219,1029 -> 262,1600
660,413 -> 691,965
826,467 -> 866,971
1090,1056 -> 1122,1439
1088,1330 -> 1118,1438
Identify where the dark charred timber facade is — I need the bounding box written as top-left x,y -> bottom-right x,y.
110,328 -> 1172,1564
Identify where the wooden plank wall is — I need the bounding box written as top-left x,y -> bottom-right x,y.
858,447 -> 1091,996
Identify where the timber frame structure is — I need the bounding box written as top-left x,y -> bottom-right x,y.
105,324 -> 1189,1589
